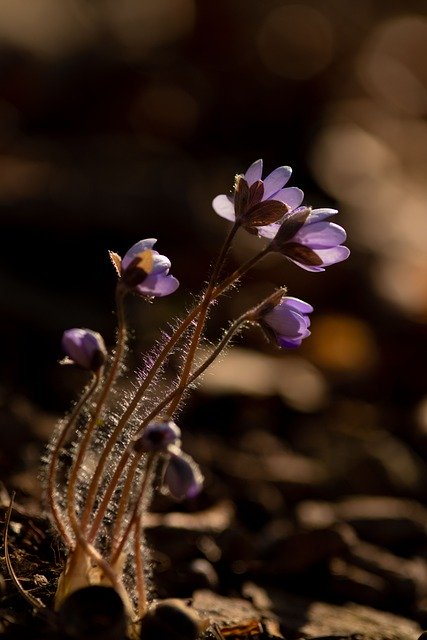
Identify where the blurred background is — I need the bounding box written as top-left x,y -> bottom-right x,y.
1,0 -> 427,506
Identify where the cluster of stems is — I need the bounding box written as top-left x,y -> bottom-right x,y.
46,219 -> 279,628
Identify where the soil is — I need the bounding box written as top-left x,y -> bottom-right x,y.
1,383 -> 427,640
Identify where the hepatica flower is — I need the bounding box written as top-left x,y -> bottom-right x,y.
260,296 -> 313,349
111,238 -> 179,297
163,447 -> 204,500
266,206 -> 350,272
212,159 -> 304,233
62,328 -> 107,371
133,420 -> 181,453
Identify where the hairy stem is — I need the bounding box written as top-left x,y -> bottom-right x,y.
90,312 -> 250,547
166,221 -> 240,416
47,371 -> 101,548
74,285 -> 128,533
85,243 -> 270,544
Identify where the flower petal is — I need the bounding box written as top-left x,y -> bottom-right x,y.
122,239 -> 157,271
263,166 -> 292,198
314,245 -> 350,266
294,221 -> 347,249
265,307 -> 306,337
278,331 -> 311,349
163,450 -> 203,500
150,251 -> 172,275
212,194 -> 236,221
287,245 -> 350,272
270,186 -> 304,209
281,296 -> 314,314
307,208 -> 338,223
244,159 -> 263,185
136,273 -> 179,297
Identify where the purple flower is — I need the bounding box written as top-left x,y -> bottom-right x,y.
62,328 -> 107,371
133,420 -> 181,453
260,296 -> 313,349
162,447 -> 204,500
117,239 -> 179,297
212,159 -> 304,232
265,206 -> 350,272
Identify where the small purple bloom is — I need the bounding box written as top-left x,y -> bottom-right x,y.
119,239 -> 179,297
133,420 -> 181,453
212,159 -> 304,232
260,296 -> 313,349
266,207 -> 350,272
62,328 -> 107,371
163,447 -> 204,500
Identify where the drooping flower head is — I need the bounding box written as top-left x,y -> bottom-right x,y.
266,206 -> 350,272
259,296 -> 313,349
110,239 -> 179,297
133,420 -> 181,454
61,328 -> 107,371
162,446 -> 204,500
212,159 -> 304,233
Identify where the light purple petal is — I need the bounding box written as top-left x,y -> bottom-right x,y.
281,297 -> 314,314
262,166 -> 292,199
212,194 -> 236,221
150,252 -> 171,275
269,187 -> 304,209
278,331 -> 311,349
286,258 -> 325,272
294,222 -> 347,249
122,238 -> 157,271
62,328 -> 106,370
286,245 -> 350,272
314,245 -> 350,266
136,273 -> 179,297
244,159 -> 263,185
306,208 -> 338,223
265,307 -> 306,337
258,222 -> 281,239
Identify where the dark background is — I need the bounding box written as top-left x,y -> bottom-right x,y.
0,0 -> 427,465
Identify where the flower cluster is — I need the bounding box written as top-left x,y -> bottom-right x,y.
44,158 -> 349,636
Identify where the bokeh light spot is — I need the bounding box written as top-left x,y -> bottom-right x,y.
256,4 -> 334,80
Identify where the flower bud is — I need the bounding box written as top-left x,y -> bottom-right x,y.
61,328 -> 107,371
133,420 -> 181,454
163,447 -> 203,500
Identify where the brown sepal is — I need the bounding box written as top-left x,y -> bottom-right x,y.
108,251 -> 122,277
247,180 -> 264,209
234,175 -> 250,220
244,200 -> 289,229
282,243 -> 323,266
272,207 -> 311,247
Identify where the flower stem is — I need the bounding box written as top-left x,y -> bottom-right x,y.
72,284 -> 128,533
47,371 -> 101,548
90,313 -> 250,549
85,242 -> 269,544
111,454 -> 156,577
166,221 -> 240,417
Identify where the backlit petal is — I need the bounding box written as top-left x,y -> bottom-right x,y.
212,194 -> 236,221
